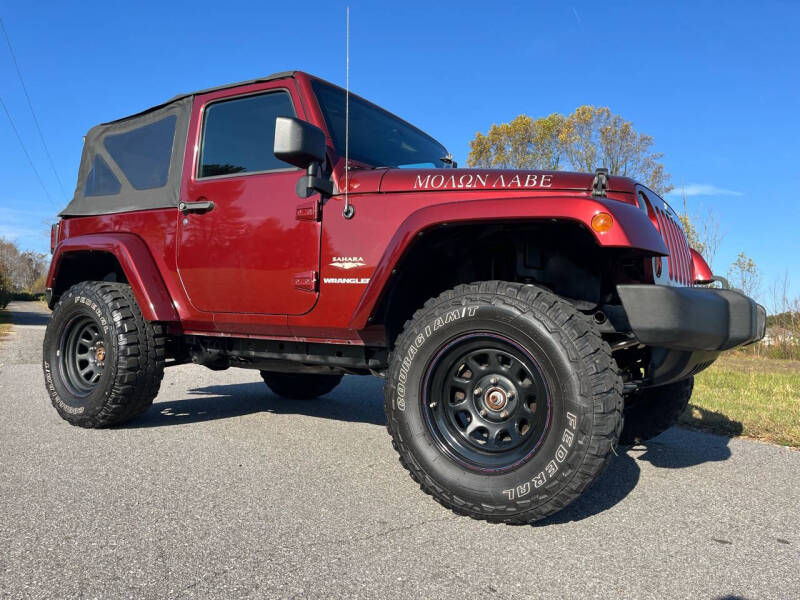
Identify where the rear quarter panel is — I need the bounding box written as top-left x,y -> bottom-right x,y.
52,211 -> 194,326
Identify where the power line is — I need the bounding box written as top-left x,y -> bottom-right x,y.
0,16 -> 67,200
0,94 -> 55,205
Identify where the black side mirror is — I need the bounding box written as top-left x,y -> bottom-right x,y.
274,117 -> 326,169
274,117 -> 333,198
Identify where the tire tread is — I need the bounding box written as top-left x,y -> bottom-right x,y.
45,281 -> 165,428
384,280 -> 623,524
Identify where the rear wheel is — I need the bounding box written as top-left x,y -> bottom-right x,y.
384,281 -> 623,524
261,371 -> 343,399
619,377 -> 694,445
42,281 -> 165,427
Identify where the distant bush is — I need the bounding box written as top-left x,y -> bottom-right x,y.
739,310 -> 800,361
741,339 -> 800,361
10,292 -> 46,302
0,290 -> 47,309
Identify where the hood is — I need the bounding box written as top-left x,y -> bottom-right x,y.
342,168 -> 636,196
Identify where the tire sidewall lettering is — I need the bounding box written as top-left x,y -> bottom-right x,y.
73,296 -> 110,334
395,305 -> 478,411
43,286 -> 119,417
42,359 -> 84,415
502,410 -> 578,501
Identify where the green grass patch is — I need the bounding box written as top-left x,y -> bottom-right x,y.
0,308 -> 11,341
680,353 -> 800,447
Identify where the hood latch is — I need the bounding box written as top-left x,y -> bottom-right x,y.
591,168 -> 609,197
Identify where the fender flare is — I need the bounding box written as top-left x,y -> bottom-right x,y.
47,233 -> 178,322
348,194 -> 668,329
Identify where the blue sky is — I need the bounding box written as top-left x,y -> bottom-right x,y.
1,1 -> 798,305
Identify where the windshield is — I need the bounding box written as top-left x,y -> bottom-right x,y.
312,80 -> 451,169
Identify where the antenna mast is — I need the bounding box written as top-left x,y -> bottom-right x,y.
342,6 -> 355,219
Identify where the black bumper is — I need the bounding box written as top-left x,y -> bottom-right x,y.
617,284 -> 766,352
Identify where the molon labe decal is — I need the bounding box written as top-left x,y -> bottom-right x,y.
413,172 -> 554,191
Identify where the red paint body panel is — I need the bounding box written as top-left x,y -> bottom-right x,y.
690,248 -> 714,283
339,193 -> 668,331
49,232 -> 177,322
51,70 -> 685,346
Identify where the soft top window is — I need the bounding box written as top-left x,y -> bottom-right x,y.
62,95 -> 190,217
83,155 -> 121,197
103,115 -> 177,190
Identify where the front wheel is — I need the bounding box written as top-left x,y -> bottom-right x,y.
384,281 -> 623,524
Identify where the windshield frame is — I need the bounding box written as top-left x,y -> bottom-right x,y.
310,78 -> 450,170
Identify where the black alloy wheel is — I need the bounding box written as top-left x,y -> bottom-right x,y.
58,316 -> 107,397
423,334 -> 551,472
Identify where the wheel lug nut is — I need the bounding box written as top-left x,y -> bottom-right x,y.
500,410 -> 509,418
507,391 -> 515,399
474,387 -> 482,396
429,401 -> 437,408
490,377 -> 498,385
479,409 -> 488,417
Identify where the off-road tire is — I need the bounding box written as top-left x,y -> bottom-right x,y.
619,377 -> 694,445
261,372 -> 343,399
42,281 -> 165,427
384,281 -> 623,524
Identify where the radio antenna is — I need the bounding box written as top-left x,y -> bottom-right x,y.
342,6 -> 355,219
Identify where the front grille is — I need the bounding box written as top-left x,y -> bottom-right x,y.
654,207 -> 692,285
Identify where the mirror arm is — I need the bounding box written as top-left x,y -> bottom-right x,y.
296,162 -> 333,198
307,161 -> 333,195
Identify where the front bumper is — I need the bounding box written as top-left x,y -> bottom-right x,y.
617,284 -> 766,352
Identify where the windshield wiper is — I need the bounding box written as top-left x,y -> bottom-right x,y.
439,154 -> 457,167
347,164 -> 390,171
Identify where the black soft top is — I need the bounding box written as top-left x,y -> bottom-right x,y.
61,71 -> 296,217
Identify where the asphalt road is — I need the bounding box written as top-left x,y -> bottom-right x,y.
1,301 -> 798,599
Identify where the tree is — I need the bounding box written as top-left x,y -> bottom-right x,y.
0,265 -> 11,308
0,237 -> 50,295
468,113 -> 568,170
17,251 -> 49,293
468,105 -> 673,195
760,271 -> 800,360
728,252 -> 760,298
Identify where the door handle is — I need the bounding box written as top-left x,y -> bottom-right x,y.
179,200 -> 215,214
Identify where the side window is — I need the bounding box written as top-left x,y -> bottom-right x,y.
199,91 -> 296,178
84,155 -> 121,196
103,115 -> 177,190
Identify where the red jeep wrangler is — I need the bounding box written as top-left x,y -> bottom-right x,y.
43,71 -> 765,523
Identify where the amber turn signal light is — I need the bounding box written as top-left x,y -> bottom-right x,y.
591,212 -> 613,233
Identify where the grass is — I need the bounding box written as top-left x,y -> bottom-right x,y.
0,308 -> 11,342
679,352 -> 800,447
